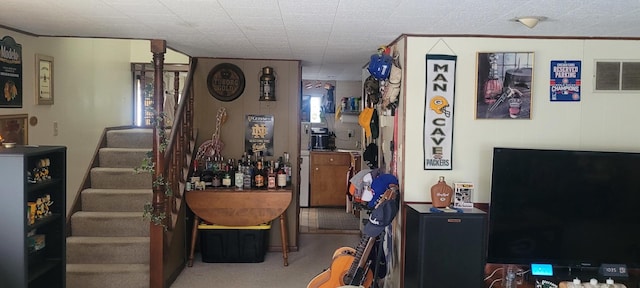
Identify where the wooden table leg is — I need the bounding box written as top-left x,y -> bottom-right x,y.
188,215 -> 200,267
279,212 -> 289,266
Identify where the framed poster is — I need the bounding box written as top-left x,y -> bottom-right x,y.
550,60 -> 581,101
475,52 -> 534,119
245,114 -> 274,156
0,36 -> 23,108
36,54 -> 54,105
0,114 -> 28,145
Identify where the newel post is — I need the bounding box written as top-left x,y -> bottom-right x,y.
150,39 -> 166,288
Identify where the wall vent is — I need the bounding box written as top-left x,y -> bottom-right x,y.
595,61 -> 640,91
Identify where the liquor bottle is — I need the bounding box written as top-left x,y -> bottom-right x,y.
226,158 -> 235,187
243,155 -> 253,189
211,172 -> 221,187
282,152 -> 292,185
191,159 -> 201,184
254,160 -> 265,189
267,161 -> 276,190
222,165 -> 232,187
277,162 -> 287,188
235,163 -> 244,189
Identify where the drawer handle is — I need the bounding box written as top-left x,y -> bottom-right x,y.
330,158 -> 334,162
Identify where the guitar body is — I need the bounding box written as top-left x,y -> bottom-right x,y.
308,189 -> 397,288
307,248 -> 373,288
332,247 -> 355,259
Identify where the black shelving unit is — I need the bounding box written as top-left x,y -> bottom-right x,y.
0,145 -> 66,288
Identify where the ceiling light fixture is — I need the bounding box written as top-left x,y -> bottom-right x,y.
514,16 -> 547,28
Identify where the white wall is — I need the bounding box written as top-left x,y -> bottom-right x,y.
402,37 -> 640,203
0,28 -> 188,212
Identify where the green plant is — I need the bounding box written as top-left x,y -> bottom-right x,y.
137,105 -> 172,229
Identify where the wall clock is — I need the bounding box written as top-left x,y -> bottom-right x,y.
206,63 -> 245,102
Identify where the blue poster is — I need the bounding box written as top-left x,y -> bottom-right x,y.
550,60 -> 581,101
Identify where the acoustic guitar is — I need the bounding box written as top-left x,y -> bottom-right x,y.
307,188 -> 397,288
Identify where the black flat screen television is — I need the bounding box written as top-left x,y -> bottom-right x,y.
487,147 -> 640,269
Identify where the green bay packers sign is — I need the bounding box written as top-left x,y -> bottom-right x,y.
245,114 -> 274,156
424,55 -> 456,170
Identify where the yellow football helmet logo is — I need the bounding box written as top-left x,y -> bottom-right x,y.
429,95 -> 451,117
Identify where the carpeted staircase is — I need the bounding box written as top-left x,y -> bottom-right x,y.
66,128 -> 153,288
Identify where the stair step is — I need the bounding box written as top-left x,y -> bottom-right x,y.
67,236 -> 149,264
106,128 -> 153,148
90,167 -> 151,189
71,211 -> 149,237
99,147 -> 150,168
81,189 -> 152,212
66,263 -> 149,288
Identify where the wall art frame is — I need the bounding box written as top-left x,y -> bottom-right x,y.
475,52 -> 534,119
36,54 -> 54,105
206,62 -> 245,102
0,113 -> 28,145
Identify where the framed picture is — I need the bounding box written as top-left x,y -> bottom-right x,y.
0,36 -> 23,108
0,114 -> 28,145
475,52 -> 534,119
36,54 -> 54,105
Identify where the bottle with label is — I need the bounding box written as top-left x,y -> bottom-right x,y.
243,161 -> 252,189
235,164 -> 244,189
277,164 -> 287,188
254,160 -> 265,189
222,165 -> 232,187
191,159 -> 201,185
267,161 -> 276,190
211,172 -> 221,187
283,152 -> 292,185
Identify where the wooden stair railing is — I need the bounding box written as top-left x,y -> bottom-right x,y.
149,39 -> 198,288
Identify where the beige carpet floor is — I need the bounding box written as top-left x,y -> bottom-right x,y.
317,208 -> 361,230
170,233 -> 362,288
299,207 -> 361,234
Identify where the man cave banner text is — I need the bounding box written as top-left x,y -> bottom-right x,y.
424,55 -> 456,170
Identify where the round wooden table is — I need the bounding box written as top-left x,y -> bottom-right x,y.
185,188 -> 292,266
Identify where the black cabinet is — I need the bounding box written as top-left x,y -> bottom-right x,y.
404,204 -> 487,288
0,145 -> 66,288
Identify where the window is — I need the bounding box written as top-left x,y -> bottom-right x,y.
309,96 -> 323,123
595,61 -> 640,91
131,63 -> 189,127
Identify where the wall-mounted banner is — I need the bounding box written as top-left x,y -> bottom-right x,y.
245,114 -> 274,156
550,60 -> 581,102
0,36 -> 23,108
424,54 -> 456,170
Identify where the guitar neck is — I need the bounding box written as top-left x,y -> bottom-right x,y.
344,235 -> 376,285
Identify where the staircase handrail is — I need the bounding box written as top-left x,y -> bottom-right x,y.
149,40 -> 197,288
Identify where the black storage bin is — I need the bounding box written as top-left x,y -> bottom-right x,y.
199,223 -> 270,263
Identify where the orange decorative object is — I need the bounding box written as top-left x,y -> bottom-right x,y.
430,176 -> 453,208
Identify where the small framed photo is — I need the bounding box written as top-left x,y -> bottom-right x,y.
453,182 -> 474,209
36,54 -> 54,105
0,113 -> 28,145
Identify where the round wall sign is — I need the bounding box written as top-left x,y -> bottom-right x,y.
206,63 -> 246,102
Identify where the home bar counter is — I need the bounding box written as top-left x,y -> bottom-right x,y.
185,187 -> 292,266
